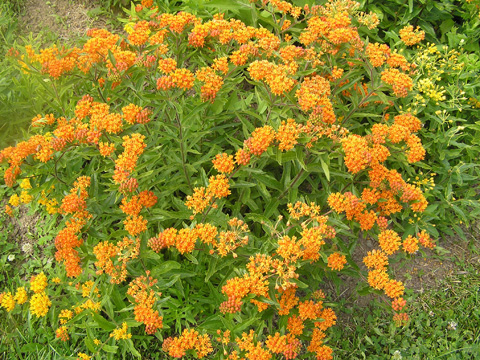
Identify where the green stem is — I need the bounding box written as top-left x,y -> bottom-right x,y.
175,113 -> 193,192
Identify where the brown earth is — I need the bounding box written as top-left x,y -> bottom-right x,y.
19,0 -> 110,43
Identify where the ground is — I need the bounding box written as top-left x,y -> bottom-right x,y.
19,0 -> 110,43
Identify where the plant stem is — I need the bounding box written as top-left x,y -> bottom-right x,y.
279,168 -> 305,200
175,113 -> 193,192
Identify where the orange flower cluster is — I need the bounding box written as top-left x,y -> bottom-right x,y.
196,66 -> 224,102
296,76 -> 334,124
248,60 -> 296,96
212,153 -> 235,174
381,68 -> 413,98
0,134 -> 51,186
24,44 -> 79,79
158,57 -> 177,74
24,28 -> 140,80
122,103 -> 152,125
163,329 -> 213,358
399,25 -> 425,46
127,273 -> 163,334
149,218 -> 249,258
113,133 -> 146,184
226,285 -> 335,359
327,253 -> 347,270
378,229 -> 402,255
55,176 -> 91,278
366,43 -> 390,67
243,125 -> 276,157
93,237 -> 140,284
128,20 -> 151,46
299,9 -> 360,49
276,118 -> 301,151
363,249 -> 389,270
157,68 -> 195,91
185,174 -> 231,214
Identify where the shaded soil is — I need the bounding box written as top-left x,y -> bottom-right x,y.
1,201 -> 44,258
19,0 -> 109,42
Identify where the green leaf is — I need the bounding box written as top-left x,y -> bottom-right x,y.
125,339 -> 142,358
151,261 -> 182,277
320,156 -> 330,181
103,344 -> 119,354
185,253 -> 199,265
92,313 -> 116,331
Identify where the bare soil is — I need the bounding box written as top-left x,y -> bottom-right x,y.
19,0 -> 109,43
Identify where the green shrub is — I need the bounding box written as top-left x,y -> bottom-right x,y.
0,0 -> 478,359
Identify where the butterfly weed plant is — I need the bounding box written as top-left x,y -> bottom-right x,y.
0,0 -> 478,358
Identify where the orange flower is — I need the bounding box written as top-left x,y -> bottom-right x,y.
98,142 -> 115,157
317,307 -> 337,331
392,297 -> 407,311
381,68 -> 413,98
287,314 -> 304,336
327,253 -> 347,271
276,118 -> 301,152
384,279 -> 405,298
123,215 -> 148,236
235,148 -> 251,165
363,249 -> 389,270
417,230 -> 435,249
341,135 -> 370,174
367,269 -> 389,290
56,326 -> 69,341
406,134 -> 426,163
158,58 -> 177,74
207,174 -> 231,198
402,235 -> 419,254
175,228 -> 198,254
278,286 -> 299,316
394,113 -> 421,133
366,43 -> 390,67
298,299 -> 322,320
171,68 -> 195,90
212,153 -> 235,174
266,333 -> 287,354
393,312 -> 409,326
399,25 -> 425,46
378,229 -> 401,255
244,125 -> 275,156
296,75 -> 331,112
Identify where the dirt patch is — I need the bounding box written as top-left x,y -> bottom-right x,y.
19,0 -> 109,43
3,204 -> 43,258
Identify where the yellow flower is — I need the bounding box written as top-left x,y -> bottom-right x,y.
19,179 -> 32,189
1,292 -> 16,312
30,272 -> 48,293
59,309 -> 73,324
19,190 -> 33,204
14,287 -> 28,305
8,194 -> 20,207
30,292 -> 51,317
124,23 -> 135,34
110,322 -> 132,340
